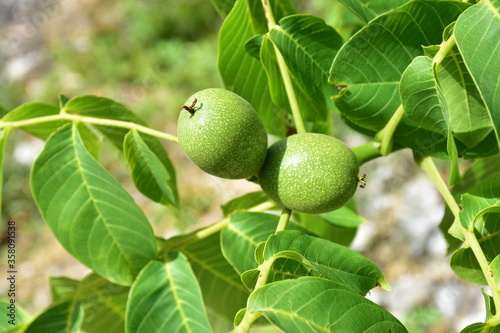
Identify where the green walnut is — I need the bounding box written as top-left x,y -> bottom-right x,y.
258,133 -> 359,214
177,88 -> 268,179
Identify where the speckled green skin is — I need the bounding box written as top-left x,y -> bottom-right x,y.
178,88 -> 268,179
258,133 -> 359,214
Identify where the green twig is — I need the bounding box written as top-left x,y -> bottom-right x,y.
161,201 -> 276,253
352,140 -> 383,165
376,104 -> 405,156
433,34 -> 456,68
0,113 -> 179,143
261,0 -> 307,134
276,207 -> 291,232
418,155 -> 460,217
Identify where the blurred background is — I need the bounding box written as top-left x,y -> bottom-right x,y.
0,0 -> 485,332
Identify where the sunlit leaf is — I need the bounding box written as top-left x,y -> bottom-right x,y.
262,230 -> 388,295
0,300 -> 29,331
126,256 -> 213,333
218,0 -> 295,136
330,0 -> 469,156
2,103 -> 65,139
0,128 -> 12,219
338,0 -> 410,23
453,210 -> 500,284
270,14 -> 343,113
210,0 -> 236,17
491,255 -> 500,290
49,277 -> 79,303
124,129 -> 178,206
78,274 -> 129,333
64,95 -> 147,150
221,191 -> 271,217
248,277 -> 408,332
31,124 -> 157,285
455,0 -> 500,146
25,301 -> 83,333
221,212 -> 307,276
182,232 -> 249,319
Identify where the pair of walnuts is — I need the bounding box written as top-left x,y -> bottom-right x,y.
177,88 -> 360,215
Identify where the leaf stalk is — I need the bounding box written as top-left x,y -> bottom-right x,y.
260,0 -> 307,134
0,112 -> 179,143
419,155 -> 500,322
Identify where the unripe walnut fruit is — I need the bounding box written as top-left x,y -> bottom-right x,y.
258,133 -> 359,214
177,88 -> 268,179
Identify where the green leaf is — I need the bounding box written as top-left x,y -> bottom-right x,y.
0,128 -> 12,218
25,300 -> 83,333
399,56 -> 448,135
47,275 -> 128,333
455,0 -> 500,146
49,277 -> 79,303
244,34 -> 264,60
210,0 -> 236,17
491,255 -> 500,290
298,202 -> 364,246
221,191 -> 271,217
319,203 -> 366,228
451,213 -> 500,285
59,94 -> 70,108
126,256 -> 213,333
181,232 -> 249,319
438,45 -> 492,149
75,123 -> 101,160
218,0 -> 295,136
330,0 -> 469,156
77,274 -> 129,333
263,230 -> 388,295
123,129 -> 178,206
31,124 -> 157,286
270,14 -> 344,113
440,155 -> 500,252
460,322 -> 500,333
259,36 -> 331,134
221,212 -> 310,279
2,102 -> 65,140
299,215 -> 356,247
64,95 -> 147,150
248,277 -> 408,332
460,172 -> 500,230
338,0 -> 410,23
481,289 -> 496,321
0,300 -> 29,331
221,212 -> 280,274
